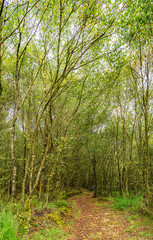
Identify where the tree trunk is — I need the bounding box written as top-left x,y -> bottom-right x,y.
29,145 -> 35,194
143,56 -> 150,203
11,113 -> 18,199
116,116 -> 123,196
29,136 -> 50,199
11,28 -> 22,199
74,156 -> 78,189
0,0 -> 4,95
92,152 -> 97,197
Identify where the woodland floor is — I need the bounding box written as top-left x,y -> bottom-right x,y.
65,191 -> 153,240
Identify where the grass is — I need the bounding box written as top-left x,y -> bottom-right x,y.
0,209 -> 18,240
125,223 -> 138,233
112,195 -> 153,238
21,226 -> 67,240
112,194 -> 153,221
113,195 -> 142,211
30,226 -> 67,240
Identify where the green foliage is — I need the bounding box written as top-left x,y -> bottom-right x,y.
31,195 -> 38,208
18,197 -> 71,238
57,191 -> 67,200
37,201 -> 55,210
66,189 -> 82,197
47,211 -> 65,228
24,198 -> 31,212
32,226 -> 66,240
46,202 -> 55,209
113,195 -> 142,211
37,201 -> 45,210
0,0 -> 152,217
0,209 -> 18,240
55,200 -> 69,208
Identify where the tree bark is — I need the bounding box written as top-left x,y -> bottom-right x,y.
11,112 -> 18,199
92,151 -> 97,197
74,155 -> 78,189
0,0 -> 4,95
11,29 -> 21,199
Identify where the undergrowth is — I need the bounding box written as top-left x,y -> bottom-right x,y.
0,209 -> 18,240
113,195 -> 153,221
113,195 -> 142,212
55,200 -> 69,208
22,226 -> 67,240
31,226 -> 67,240
0,195 -> 72,240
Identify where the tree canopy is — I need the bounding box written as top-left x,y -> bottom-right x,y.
0,0 -> 153,206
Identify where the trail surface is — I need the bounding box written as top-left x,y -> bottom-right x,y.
66,192 -> 153,240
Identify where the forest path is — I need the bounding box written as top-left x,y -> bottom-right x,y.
66,191 -> 152,240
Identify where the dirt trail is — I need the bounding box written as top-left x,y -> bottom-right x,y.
66,192 -> 152,240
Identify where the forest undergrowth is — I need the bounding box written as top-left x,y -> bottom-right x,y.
0,190 -> 153,240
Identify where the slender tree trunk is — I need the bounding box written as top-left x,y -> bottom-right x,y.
45,179 -> 50,205
21,101 -> 53,203
11,27 -> 22,199
127,122 -> 135,196
29,144 -> 35,194
92,151 -> 97,197
122,115 -> 126,193
139,44 -> 151,204
11,112 -> 18,199
0,0 -> 4,95
74,155 -> 78,189
38,177 -> 43,200
22,143 -> 33,203
45,158 -> 59,204
29,135 -> 50,199
143,55 -> 150,202
116,116 -> 123,196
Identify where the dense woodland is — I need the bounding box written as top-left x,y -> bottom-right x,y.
0,0 -> 152,207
